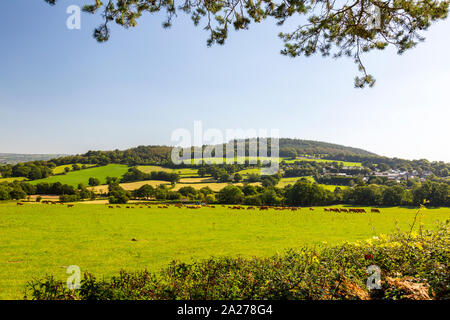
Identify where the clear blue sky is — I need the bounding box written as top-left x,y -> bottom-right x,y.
0,1 -> 449,161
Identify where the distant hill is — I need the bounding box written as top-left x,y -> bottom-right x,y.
0,153 -> 67,165
44,138 -> 376,167
277,138 -> 376,157
1,139 -> 448,180
0,139 -> 375,166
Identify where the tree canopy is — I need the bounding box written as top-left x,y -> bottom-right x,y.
45,0 -> 448,87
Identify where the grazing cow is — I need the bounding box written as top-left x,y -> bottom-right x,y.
116,205 -> 121,208
108,205 -> 114,209
126,206 -> 130,209
324,208 -> 330,212
371,208 -> 381,213
247,206 -> 255,210
259,206 -> 269,211
309,208 -> 314,211
67,204 -> 74,208
340,208 -> 348,213
16,202 -> 24,206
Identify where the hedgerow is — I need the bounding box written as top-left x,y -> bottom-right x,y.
25,221 -> 449,300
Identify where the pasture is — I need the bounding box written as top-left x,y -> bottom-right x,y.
29,164 -> 129,187
0,202 -> 448,299
52,164 -> 95,174
183,156 -> 284,165
277,177 -> 348,191
89,180 -> 171,193
137,166 -> 198,177
0,177 -> 28,183
283,157 -> 362,167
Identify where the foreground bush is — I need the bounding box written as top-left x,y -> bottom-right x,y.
26,221 -> 449,300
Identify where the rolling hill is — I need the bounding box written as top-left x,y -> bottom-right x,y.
0,153 -> 67,164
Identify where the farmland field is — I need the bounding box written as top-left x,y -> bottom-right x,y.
137,166 -> 198,177
0,177 -> 28,183
28,164 -> 129,187
52,164 -> 95,174
89,180 -> 172,193
183,156 -> 284,165
0,202 -> 448,299
277,177 -> 348,191
283,157 -> 362,167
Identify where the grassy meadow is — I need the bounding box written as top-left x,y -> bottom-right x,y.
52,164 -> 96,174
29,164 -> 129,187
282,157 -> 362,167
0,177 -> 28,183
0,202 -> 448,299
89,180 -> 172,193
137,166 -> 198,177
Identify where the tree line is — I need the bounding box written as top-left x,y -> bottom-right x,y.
107,177 -> 448,207
0,181 -> 95,202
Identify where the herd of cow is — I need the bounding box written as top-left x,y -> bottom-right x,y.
16,201 -> 74,208
100,203 -> 381,213
16,201 -> 381,213
324,208 -> 380,213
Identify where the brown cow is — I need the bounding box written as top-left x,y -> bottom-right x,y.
16,202 -> 24,206
371,208 -> 381,213
67,204 -> 74,208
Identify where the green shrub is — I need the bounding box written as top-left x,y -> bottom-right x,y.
25,222 -> 449,300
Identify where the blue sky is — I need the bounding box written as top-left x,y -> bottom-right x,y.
0,1 -> 449,161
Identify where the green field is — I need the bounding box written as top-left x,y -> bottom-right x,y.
282,157 -> 362,167
29,164 -> 129,187
0,202 -> 448,299
0,177 -> 28,183
52,164 -> 95,174
183,156 -> 284,165
137,165 -> 198,177
277,177 -> 348,191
